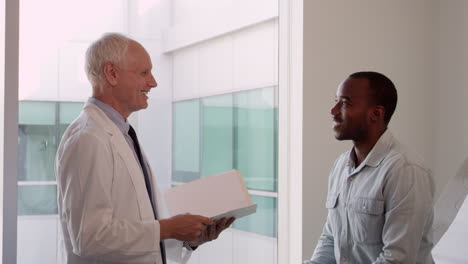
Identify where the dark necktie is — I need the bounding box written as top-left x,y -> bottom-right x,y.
128,125 -> 167,264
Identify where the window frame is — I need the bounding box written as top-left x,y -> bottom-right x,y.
1,0 -> 20,262
277,0 -> 303,262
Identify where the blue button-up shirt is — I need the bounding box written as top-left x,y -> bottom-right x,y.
305,130 -> 435,264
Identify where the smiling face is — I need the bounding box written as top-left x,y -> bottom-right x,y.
111,41 -> 157,118
331,77 -> 374,142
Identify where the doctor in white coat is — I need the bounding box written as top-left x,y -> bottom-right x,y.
55,33 -> 234,264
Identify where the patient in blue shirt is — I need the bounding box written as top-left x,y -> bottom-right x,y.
304,71 -> 434,264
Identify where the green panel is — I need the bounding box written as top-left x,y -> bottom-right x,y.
18,101 -> 85,182
17,185 -> 58,215
233,195 -> 277,237
173,99 -> 200,182
235,87 -> 277,191
18,124 -> 56,181
59,102 -> 84,124
201,94 -> 234,177
19,101 -> 55,125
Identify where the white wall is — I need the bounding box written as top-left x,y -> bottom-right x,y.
165,0 -> 277,53
17,216 -> 58,264
434,0 -> 468,195
18,0 -> 128,102
432,1 -> 468,263
302,0 -> 437,259
172,19 -> 278,101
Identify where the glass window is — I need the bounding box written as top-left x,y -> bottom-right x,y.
235,87 -> 277,192
201,94 -> 234,177
169,3 -> 280,261
172,87 -> 278,238
59,102 -> 83,138
59,102 -> 83,123
17,101 -> 83,215
18,101 -> 55,125
173,99 -> 200,182
233,195 -> 277,237
18,101 -> 56,182
17,185 -> 58,216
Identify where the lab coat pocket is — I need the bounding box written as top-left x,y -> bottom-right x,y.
349,197 -> 384,244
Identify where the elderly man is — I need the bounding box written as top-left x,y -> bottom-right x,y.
55,33 -> 234,264
305,72 -> 434,264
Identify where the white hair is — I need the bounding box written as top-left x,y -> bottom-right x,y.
85,32 -> 133,87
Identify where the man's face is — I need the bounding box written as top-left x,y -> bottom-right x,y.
331,77 -> 374,141
113,41 -> 157,118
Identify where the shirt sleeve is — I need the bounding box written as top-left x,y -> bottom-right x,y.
57,132 -> 162,263
373,163 -> 435,264
306,158 -> 342,264
306,212 -> 337,264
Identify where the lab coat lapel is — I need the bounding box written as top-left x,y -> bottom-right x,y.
110,134 -> 155,220
85,103 -> 155,220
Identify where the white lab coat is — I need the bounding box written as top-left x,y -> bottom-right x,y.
55,103 -> 190,264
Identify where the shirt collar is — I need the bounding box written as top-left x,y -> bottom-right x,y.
347,129 -> 394,169
87,97 -> 130,135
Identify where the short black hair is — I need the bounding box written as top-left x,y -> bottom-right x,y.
349,71 -> 398,124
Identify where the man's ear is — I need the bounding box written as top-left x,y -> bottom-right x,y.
103,62 -> 118,86
370,105 -> 385,123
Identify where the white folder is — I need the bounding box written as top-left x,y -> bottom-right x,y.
165,170 -> 257,220
432,194 -> 468,263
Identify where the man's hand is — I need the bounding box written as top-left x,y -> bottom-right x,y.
159,214 -> 213,241
188,217 -> 236,247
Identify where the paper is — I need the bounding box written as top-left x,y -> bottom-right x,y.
165,170 -> 257,220
432,194 -> 468,264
